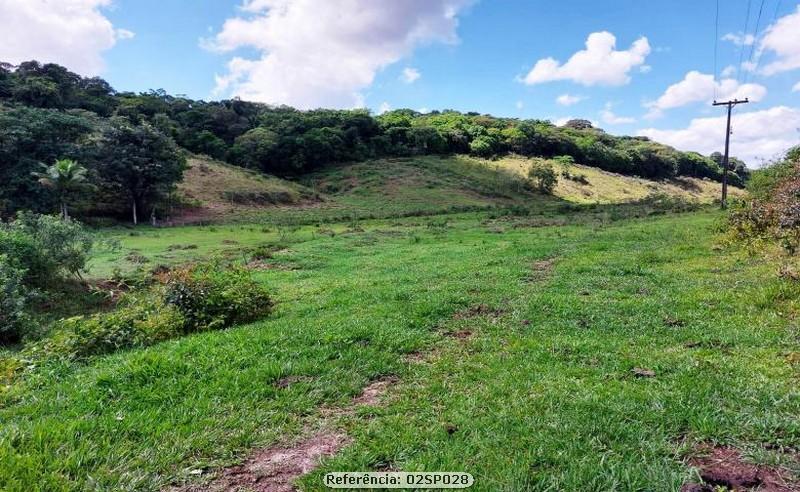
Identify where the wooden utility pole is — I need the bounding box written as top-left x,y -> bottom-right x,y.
712,98 -> 748,208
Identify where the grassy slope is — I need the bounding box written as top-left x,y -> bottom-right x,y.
174,156 -> 317,222
3,210 -> 800,491
173,155 -> 741,225
486,155 -> 747,204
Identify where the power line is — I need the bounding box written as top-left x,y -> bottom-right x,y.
713,0 -> 720,98
736,0 -> 753,84
749,0 -> 783,79
743,0 -> 767,84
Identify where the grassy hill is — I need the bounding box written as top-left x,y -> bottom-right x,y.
172,155 -> 745,225
173,156 -> 318,223
488,155 -> 746,204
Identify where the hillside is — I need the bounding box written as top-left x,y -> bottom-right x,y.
170,154 -> 744,225
488,156 -> 746,204
172,156 -> 318,223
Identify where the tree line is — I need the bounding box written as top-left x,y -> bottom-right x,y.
0,60 -> 748,222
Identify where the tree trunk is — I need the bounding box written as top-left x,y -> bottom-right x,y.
132,200 -> 138,225
151,207 -> 157,227
61,202 -> 68,221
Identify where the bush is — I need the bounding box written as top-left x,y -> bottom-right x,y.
0,255 -> 31,343
728,152 -> 800,255
37,296 -> 184,360
162,263 -> 274,331
528,160 -> 558,194
0,212 -> 93,286
28,262 -> 273,360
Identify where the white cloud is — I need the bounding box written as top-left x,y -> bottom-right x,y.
639,64 -> 652,74
721,65 -> 736,77
759,5 -> 800,75
793,81 -> 800,92
401,67 -> 421,83
556,94 -> 585,106
556,93 -> 584,106
722,32 -> 755,46
644,71 -> 767,119
638,105 -> 800,166
522,31 -> 650,86
378,101 -> 391,114
0,0 -> 132,75
600,102 -> 635,125
418,107 -> 429,113
205,0 -> 470,109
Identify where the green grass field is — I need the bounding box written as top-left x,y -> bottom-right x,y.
3,206 -> 800,491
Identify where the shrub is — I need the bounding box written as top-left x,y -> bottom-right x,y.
0,212 -> 93,286
27,262 -> 273,361
35,296 -> 185,360
0,255 -> 31,343
528,160 -> 558,194
162,263 -> 273,331
727,153 -> 800,255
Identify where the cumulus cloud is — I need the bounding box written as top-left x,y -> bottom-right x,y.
205,0 -> 470,109
401,67 -> 421,83
522,31 -> 650,86
721,65 -> 736,77
758,5 -> 800,76
0,0 -> 132,75
722,32 -> 755,46
555,93 -> 584,106
638,105 -> 800,166
600,102 -> 635,125
644,71 -> 767,119
378,101 -> 391,114
793,81 -> 800,92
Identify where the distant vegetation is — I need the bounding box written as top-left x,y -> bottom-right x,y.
1,60 -> 748,223
727,146 -> 800,254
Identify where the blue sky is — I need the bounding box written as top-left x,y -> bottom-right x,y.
1,0 -> 799,165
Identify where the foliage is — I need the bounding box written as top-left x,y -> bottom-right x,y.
727,147 -> 800,254
0,255 -> 31,343
34,295 -> 185,360
28,261 -> 273,360
0,212 -> 93,286
0,105 -> 94,215
528,160 -> 558,194
162,263 -> 274,331
31,159 -> 90,220
95,119 -> 186,223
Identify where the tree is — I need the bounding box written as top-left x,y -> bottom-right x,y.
563,119 -> 594,130
528,160 -> 557,194
96,121 -> 186,224
31,159 -> 90,220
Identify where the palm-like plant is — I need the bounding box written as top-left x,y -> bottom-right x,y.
32,159 -> 89,220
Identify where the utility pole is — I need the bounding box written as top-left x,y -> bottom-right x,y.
712,98 -> 748,208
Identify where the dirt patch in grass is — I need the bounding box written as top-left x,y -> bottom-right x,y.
178,432 -> 349,492
445,329 -> 474,340
181,376 -> 398,491
352,376 -> 399,406
453,303 -> 504,321
681,445 -> 799,492
274,376 -> 313,389
523,258 -> 556,283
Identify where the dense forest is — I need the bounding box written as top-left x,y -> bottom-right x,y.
0,61 -> 748,222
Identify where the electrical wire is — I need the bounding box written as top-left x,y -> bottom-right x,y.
736,0 -> 753,84
743,0 -> 767,84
